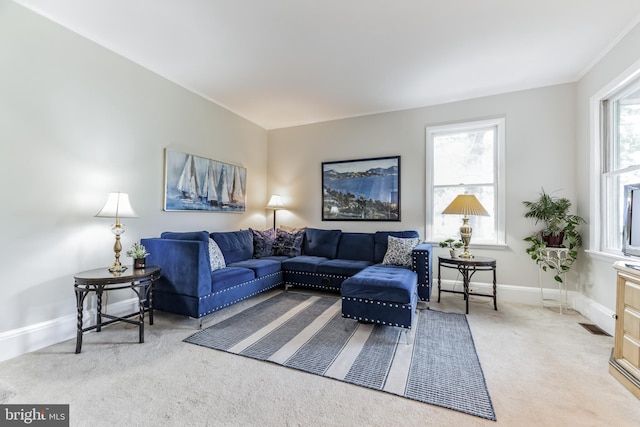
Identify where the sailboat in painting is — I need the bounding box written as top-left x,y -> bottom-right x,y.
177,154 -> 199,201
231,166 -> 244,205
218,165 -> 231,207
201,160 -> 219,206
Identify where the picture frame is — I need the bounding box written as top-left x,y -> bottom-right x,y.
322,155 -> 400,221
164,149 -> 246,212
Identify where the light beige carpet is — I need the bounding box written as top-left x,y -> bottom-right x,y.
0,288 -> 639,426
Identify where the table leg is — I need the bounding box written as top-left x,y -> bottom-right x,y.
148,282 -> 154,326
75,289 -> 85,354
437,262 -> 442,303
463,267 -> 470,315
493,267 -> 498,311
138,287 -> 145,344
96,289 -> 103,332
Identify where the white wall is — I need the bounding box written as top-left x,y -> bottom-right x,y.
0,2 -> 269,350
268,84 -> 577,290
575,21 -> 640,327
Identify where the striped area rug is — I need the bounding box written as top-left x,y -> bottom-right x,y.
184,292 -> 496,421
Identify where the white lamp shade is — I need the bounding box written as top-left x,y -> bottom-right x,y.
95,192 -> 139,218
266,194 -> 284,209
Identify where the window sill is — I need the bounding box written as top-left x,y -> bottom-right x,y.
585,249 -> 637,263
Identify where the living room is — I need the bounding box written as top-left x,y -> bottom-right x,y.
1,1 -> 640,424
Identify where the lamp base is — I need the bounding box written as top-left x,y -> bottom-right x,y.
459,216 -> 474,259
108,261 -> 127,273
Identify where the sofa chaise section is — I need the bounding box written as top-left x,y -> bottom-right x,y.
283,228 -> 432,302
142,230 -> 283,320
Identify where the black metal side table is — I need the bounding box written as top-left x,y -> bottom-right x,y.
438,256 -> 497,314
74,265 -> 161,353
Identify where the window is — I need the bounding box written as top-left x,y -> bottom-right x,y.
600,78 -> 640,254
426,118 -> 505,245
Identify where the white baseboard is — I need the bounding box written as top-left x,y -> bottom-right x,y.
0,297 -> 140,363
436,280 -> 615,332
573,294 -> 616,336
1,283 -> 618,362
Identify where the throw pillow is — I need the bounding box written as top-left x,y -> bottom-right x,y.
279,225 -> 305,233
382,235 -> 419,267
272,228 -> 305,257
251,228 -> 276,258
208,238 -> 226,271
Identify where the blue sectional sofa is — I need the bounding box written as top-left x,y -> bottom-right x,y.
141,228 -> 432,323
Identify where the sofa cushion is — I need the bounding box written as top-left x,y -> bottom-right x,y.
303,228 -> 342,258
210,267 -> 255,292
281,255 -> 329,273
336,232 -> 375,262
208,238 -> 226,271
250,228 -> 276,258
228,258 -> 281,278
341,265 -> 418,304
382,235 -> 420,267
316,259 -> 372,276
374,230 -> 420,263
211,230 -> 253,264
273,228 -> 305,257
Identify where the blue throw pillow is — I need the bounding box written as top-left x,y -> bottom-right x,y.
273,228 -> 305,257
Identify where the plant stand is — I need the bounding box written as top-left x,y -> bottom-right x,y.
537,247 -> 570,314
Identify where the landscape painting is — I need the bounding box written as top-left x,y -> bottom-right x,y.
322,156 -> 400,221
164,149 -> 246,212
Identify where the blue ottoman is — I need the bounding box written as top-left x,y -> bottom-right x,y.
341,266 -> 418,331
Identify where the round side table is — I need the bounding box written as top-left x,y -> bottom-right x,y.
437,256 -> 497,314
74,266 -> 161,353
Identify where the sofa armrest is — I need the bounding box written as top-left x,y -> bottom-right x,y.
141,238 -> 212,298
412,243 -> 432,301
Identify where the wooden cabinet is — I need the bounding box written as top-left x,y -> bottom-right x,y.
611,262 -> 640,399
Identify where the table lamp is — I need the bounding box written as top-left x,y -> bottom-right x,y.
442,193 -> 489,259
266,194 -> 284,229
95,192 -> 139,272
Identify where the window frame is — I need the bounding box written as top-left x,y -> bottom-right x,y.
425,117 -> 506,246
594,72 -> 640,257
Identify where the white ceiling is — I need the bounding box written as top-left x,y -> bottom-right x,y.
13,0 -> 640,130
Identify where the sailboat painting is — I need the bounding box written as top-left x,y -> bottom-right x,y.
164,149 -> 246,212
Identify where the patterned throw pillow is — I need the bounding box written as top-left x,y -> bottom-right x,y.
272,228 -> 305,257
208,238 -> 226,271
251,228 -> 276,258
382,235 -> 419,267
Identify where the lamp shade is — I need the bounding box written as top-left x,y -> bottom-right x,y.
442,194 -> 489,217
95,192 -> 139,218
266,194 -> 284,210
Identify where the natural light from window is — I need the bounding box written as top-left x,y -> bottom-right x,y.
601,81 -> 640,253
426,118 -> 505,245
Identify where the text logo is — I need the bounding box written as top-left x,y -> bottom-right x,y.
1,405 -> 69,426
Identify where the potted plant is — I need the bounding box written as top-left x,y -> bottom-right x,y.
439,238 -> 464,258
126,242 -> 150,269
523,189 -> 586,282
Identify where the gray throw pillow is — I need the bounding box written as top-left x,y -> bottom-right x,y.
208,238 -> 226,271
382,235 -> 419,267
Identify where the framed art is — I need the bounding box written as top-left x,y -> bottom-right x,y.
164,149 -> 246,212
322,155 -> 400,221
